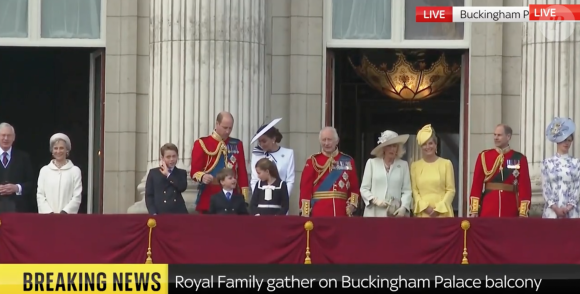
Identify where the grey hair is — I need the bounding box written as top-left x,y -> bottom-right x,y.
49,133 -> 72,152
319,127 -> 339,142
0,122 -> 15,134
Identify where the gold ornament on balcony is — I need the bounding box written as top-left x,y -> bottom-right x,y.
349,54 -> 460,101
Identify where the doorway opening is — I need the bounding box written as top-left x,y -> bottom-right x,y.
0,47 -> 103,214
329,48 -> 466,216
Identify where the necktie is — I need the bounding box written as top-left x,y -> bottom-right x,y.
226,192 -> 232,200
1,152 -> 7,167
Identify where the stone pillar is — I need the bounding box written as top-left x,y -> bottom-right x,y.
128,0 -> 267,213
520,0 -> 580,216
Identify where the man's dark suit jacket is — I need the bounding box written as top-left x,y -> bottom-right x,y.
145,167 -> 188,215
208,191 -> 248,215
0,148 -> 35,213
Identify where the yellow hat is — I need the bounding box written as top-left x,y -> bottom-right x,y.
417,124 -> 435,146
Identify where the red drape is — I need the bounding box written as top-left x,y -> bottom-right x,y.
467,218 -> 580,264
0,214 -> 578,264
151,215 -> 306,264
309,217 -> 461,264
0,213 -> 148,263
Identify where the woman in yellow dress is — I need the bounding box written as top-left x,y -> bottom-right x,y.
410,124 -> 456,217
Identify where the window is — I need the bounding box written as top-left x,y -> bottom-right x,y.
332,0 -> 391,40
0,0 -> 28,38
0,0 -> 105,47
404,0 -> 464,40
41,0 -> 101,39
326,0 -> 470,48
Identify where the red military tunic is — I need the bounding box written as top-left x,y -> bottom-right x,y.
299,150 -> 361,217
469,148 -> 532,217
190,131 -> 250,213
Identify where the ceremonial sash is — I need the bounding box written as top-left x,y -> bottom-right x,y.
311,154 -> 350,209
480,152 -> 522,211
195,139 -> 240,204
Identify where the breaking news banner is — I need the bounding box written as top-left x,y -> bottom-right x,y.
0,264 -> 579,293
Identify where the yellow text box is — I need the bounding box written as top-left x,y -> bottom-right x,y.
0,264 -> 168,294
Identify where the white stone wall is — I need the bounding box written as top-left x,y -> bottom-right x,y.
103,0 -> 149,213
269,1 -> 324,215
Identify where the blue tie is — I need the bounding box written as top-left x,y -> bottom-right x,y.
226,192 -> 231,200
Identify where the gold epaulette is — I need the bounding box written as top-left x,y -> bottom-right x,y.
197,138 -> 225,156
196,137 -> 227,175
481,150 -> 504,182
311,153 -> 333,185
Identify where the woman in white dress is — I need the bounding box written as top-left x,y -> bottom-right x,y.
360,130 -> 412,217
250,118 -> 295,195
542,117 -> 580,218
37,133 -> 83,214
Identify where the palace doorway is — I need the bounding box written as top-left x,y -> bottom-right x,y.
0,47 -> 104,214
328,49 -> 468,216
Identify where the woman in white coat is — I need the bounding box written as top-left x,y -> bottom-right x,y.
37,133 -> 82,214
360,130 -> 412,217
250,118 -> 295,195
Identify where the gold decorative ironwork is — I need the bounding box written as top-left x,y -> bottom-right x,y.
304,221 -> 313,264
349,54 -> 460,101
461,220 -> 470,264
146,218 -> 157,264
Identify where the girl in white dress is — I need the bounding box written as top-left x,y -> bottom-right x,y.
250,118 -> 295,195
542,117 -> 580,218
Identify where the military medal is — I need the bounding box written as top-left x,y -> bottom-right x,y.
342,172 -> 348,181
230,155 -> 236,163
227,163 -> 233,168
513,170 -> 520,178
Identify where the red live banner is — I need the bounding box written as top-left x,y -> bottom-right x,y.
528,4 -> 580,21
416,6 -> 453,23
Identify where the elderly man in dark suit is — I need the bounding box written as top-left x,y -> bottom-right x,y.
145,143 -> 188,215
0,122 -> 35,213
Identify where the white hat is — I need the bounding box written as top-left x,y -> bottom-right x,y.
370,130 -> 409,157
251,118 -> 282,144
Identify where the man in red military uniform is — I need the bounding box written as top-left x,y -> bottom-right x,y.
300,127 -> 360,217
190,112 -> 250,214
470,124 -> 532,217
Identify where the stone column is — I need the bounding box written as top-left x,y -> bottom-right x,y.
128,0 -> 267,213
520,0 -> 580,216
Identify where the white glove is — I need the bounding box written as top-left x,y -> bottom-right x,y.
371,198 -> 385,207
393,207 -> 407,217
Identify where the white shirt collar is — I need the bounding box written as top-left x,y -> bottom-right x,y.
0,147 -> 12,156
223,189 -> 233,195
